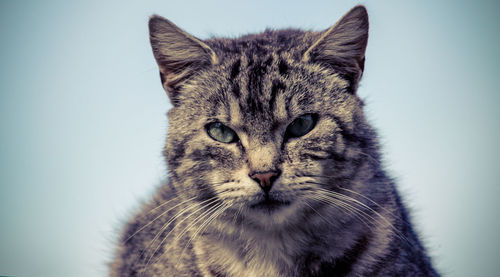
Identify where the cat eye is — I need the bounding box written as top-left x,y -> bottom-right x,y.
285,114 -> 317,139
206,122 -> 238,143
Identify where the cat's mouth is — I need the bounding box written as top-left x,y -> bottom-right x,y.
249,197 -> 291,212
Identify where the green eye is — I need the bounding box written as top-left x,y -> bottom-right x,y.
285,114 -> 316,138
206,122 -> 238,143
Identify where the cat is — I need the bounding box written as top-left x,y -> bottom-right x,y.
111,5 -> 439,277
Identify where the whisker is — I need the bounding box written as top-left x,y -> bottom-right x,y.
174,202 -> 231,268
304,181 -> 397,228
316,187 -> 396,228
307,193 -> 374,228
303,201 -> 331,224
350,149 -> 380,165
138,197 -> 219,276
232,204 -> 243,226
303,184 -> 411,246
328,191 -> 410,246
173,201 -> 224,246
298,174 -> 399,221
127,180 -> 234,245
124,196 -> 198,243
136,203 -> 199,265
336,186 -> 400,220
146,180 -> 231,215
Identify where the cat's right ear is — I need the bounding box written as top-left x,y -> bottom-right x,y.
149,16 -> 218,103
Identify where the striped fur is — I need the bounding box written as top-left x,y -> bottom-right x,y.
111,6 -> 438,276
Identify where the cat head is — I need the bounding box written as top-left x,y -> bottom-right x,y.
149,6 -> 376,227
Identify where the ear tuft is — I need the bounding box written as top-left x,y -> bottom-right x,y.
149,15 -> 218,100
303,5 -> 369,93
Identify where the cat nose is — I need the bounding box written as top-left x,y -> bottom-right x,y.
249,170 -> 281,193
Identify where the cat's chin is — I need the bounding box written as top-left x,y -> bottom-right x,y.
243,196 -> 301,227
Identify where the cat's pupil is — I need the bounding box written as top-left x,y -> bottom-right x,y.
206,122 -> 238,143
286,114 -> 316,138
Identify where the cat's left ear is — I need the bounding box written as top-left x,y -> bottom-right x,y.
149,16 -> 219,103
302,5 -> 368,93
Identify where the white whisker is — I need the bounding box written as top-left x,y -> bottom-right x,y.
138,197 -> 219,276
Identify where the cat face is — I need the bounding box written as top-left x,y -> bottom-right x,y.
149,6 -> 371,227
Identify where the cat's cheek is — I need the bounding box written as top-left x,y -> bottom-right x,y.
189,138 -> 242,168
282,145 -> 317,172
283,141 -> 300,163
206,167 -> 262,200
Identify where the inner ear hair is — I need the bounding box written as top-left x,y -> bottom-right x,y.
149,15 -> 218,100
302,5 -> 369,93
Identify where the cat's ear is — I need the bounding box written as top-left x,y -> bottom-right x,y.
302,5 -> 368,93
149,16 -> 218,102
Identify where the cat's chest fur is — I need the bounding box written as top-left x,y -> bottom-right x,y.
194,228 -> 317,277
188,214 -> 368,277
196,235 -> 296,277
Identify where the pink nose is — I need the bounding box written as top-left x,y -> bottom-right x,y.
249,170 -> 281,193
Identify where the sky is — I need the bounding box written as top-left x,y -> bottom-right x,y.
0,0 -> 499,276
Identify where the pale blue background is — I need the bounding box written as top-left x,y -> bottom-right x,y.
1,0 -> 499,276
